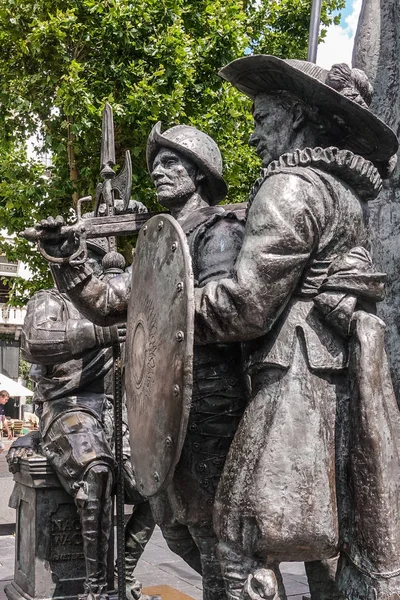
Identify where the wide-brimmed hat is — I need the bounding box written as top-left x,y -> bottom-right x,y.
147,122 -> 228,204
219,55 -> 398,162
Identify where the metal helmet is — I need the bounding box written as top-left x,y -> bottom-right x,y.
146,122 -> 228,205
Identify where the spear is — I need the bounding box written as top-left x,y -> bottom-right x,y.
307,0 -> 322,63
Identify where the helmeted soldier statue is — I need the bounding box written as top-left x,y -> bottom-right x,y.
146,123 -> 249,600
32,124 -> 249,600
7,237 -> 160,600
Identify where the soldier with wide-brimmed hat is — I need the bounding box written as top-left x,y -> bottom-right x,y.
193,55 -> 400,600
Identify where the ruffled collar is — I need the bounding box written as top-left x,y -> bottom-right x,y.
249,147 -> 382,205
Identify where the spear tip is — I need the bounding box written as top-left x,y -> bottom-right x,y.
101,103 -> 116,174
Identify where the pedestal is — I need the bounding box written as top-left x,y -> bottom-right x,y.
4,455 -> 115,600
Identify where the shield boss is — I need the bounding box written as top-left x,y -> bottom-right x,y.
126,214 -> 194,496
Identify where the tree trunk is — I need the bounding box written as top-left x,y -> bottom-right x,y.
353,0 -> 400,399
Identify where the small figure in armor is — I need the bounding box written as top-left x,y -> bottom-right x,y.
7,238 -> 160,600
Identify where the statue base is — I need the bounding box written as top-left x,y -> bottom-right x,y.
4,455 -> 115,600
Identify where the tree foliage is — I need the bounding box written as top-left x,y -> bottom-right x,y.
0,0 -> 344,302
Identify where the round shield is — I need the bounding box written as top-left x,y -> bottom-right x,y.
125,213 -> 194,497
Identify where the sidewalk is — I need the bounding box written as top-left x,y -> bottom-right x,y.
0,525 -> 309,600
0,440 -> 21,529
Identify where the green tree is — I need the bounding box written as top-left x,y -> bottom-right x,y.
0,0 -> 344,302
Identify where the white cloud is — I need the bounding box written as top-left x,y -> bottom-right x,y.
317,0 -> 362,69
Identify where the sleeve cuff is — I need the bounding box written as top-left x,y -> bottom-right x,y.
50,263 -> 93,293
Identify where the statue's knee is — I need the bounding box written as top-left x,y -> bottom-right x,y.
74,463 -> 113,508
88,463 -> 111,478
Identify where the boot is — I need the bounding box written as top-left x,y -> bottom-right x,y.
76,464 -> 113,599
118,558 -> 161,600
115,503 -> 160,600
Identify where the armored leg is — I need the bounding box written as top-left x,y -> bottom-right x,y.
305,558 -> 343,600
122,502 -> 160,600
188,524 -> 227,600
160,521 -> 202,575
75,463 -> 113,600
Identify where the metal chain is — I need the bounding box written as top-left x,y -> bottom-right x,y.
113,342 -> 126,600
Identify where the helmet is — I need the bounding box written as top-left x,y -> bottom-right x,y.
146,122 -> 228,204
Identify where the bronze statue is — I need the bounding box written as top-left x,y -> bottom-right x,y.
146,123 -> 248,600
192,56 -> 400,600
7,239 -> 160,600
29,123 -> 249,600
20,55 -> 400,600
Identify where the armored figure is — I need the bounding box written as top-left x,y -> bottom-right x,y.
192,57 -> 400,600
8,239 -> 159,600
35,123 -> 248,600
146,123 -> 248,600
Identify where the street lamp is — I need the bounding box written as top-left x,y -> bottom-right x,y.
307,0 -> 323,63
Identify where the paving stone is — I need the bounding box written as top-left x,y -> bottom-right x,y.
143,586 -> 198,600
0,525 -> 310,600
282,577 -> 309,596
0,581 -> 12,600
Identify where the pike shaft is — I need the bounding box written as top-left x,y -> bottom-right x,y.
307,0 -> 322,63
113,343 -> 126,600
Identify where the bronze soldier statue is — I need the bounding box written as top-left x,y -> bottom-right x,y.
30,123 -> 249,600
7,237 -> 160,600
146,123 -> 249,600
22,56 -> 400,600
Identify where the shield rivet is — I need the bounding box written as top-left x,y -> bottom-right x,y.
142,225 -> 147,235
173,384 -> 180,396
176,330 -> 184,342
153,471 -> 160,482
171,242 -> 178,252
158,220 -> 164,230
176,282 -> 183,292
165,436 -> 173,448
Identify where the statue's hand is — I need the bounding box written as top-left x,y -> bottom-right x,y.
35,215 -> 81,259
129,200 -> 148,214
94,324 -> 126,348
117,324 -> 126,343
114,198 -> 148,214
6,430 -> 42,474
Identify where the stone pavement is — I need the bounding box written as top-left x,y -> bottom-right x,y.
0,524 -> 309,600
0,440 -> 309,599
0,440 -> 20,528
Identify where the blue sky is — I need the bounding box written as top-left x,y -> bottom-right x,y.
317,0 -> 362,67
341,2 -> 356,19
